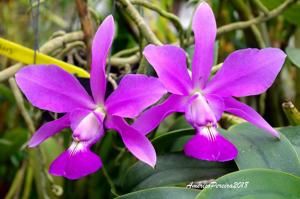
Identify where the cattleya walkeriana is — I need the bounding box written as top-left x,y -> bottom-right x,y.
132,2 -> 286,162
15,16 -> 166,179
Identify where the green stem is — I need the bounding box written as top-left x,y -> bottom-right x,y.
252,0 -> 269,15
231,0 -> 266,48
130,0 -> 184,45
102,165 -> 119,197
118,0 -> 162,45
21,164 -> 33,199
282,101 -> 300,125
4,161 -> 27,199
185,0 -> 296,46
112,46 -> 139,57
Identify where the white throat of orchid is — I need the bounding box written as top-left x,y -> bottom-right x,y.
72,106 -> 106,144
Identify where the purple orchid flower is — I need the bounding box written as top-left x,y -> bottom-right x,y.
132,2 -> 286,162
15,16 -> 166,179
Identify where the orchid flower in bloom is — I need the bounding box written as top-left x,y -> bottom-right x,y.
132,2 -> 286,162
15,16 -> 166,179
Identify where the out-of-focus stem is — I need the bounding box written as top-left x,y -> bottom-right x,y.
185,0 -> 297,45
110,52 -> 140,67
230,0 -> 266,48
4,161 -> 27,199
21,165 -> 33,199
9,78 -> 35,134
118,0 -> 162,45
252,0 -> 269,15
76,0 -> 94,69
112,46 -> 139,57
282,101 -> 300,125
130,0 -> 184,45
221,113 -> 246,126
218,0 -> 296,35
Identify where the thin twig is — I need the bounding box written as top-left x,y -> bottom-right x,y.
76,0 -> 94,68
130,0 -> 184,44
185,0 -> 297,45
9,78 -> 35,134
112,46 -> 139,57
251,0 -> 270,15
218,0 -> 296,35
118,0 -> 162,45
110,52 -> 140,67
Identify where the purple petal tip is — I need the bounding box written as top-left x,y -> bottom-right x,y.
184,130 -> 238,162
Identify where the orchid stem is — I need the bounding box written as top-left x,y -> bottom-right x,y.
21,165 -> 34,199
9,78 -> 35,134
76,0 -> 94,69
217,0 -> 296,35
130,0 -> 184,45
282,101 -> 300,125
102,165 -> 119,197
251,0 -> 269,15
4,161 -> 27,199
117,0 -> 162,45
229,0 -> 266,48
112,46 -> 139,57
185,0 -> 297,46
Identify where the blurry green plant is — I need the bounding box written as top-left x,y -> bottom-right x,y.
1,0 -> 300,198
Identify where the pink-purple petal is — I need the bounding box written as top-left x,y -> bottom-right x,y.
205,48 -> 286,97
49,142 -> 102,180
28,114 -> 69,147
143,44 -> 193,95
184,127 -> 238,162
132,94 -> 188,135
15,65 -> 95,113
191,2 -> 217,88
105,74 -> 167,118
223,97 -> 279,137
90,15 -> 115,104
205,94 -> 224,121
105,116 -> 156,167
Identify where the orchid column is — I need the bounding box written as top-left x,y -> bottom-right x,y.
132,2 -> 286,162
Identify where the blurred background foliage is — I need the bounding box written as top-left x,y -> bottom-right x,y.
1,0 -> 300,198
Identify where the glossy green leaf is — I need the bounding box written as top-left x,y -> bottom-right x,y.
279,125 -> 300,156
152,128 -> 194,153
121,153 -> 237,192
221,123 -> 300,176
117,187 -> 199,199
196,169 -> 300,199
286,47 -> 300,68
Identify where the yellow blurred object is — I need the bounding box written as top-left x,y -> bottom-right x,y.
0,37 -> 90,78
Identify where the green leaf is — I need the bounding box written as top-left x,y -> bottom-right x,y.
117,187 -> 199,199
121,153 -> 237,192
196,169 -> 300,199
0,84 -> 14,103
286,47 -> 300,68
221,123 -> 300,176
261,0 -> 300,26
152,128 -> 194,153
279,126 -> 300,156
0,128 -> 28,162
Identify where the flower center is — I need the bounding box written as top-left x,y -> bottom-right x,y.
185,91 -> 217,127
199,125 -> 217,142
